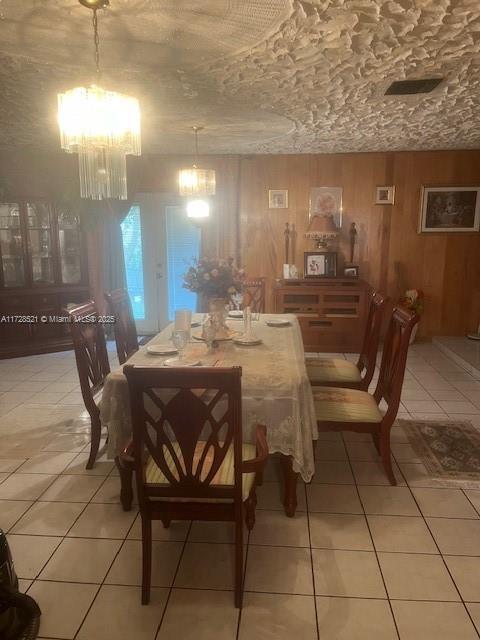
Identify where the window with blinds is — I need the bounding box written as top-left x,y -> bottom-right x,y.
121,205 -> 146,320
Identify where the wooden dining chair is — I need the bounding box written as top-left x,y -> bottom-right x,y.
243,277 -> 266,313
104,288 -> 138,364
123,365 -> 268,608
306,291 -> 389,390
313,307 -> 418,485
66,301 -> 110,469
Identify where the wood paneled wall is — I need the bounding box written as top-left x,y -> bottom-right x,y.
1,148 -> 479,338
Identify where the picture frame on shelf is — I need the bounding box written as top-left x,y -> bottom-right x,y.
419,186 -> 480,233
268,189 -> 288,209
343,265 -> 359,278
304,251 -> 337,278
375,185 -> 395,205
309,187 -> 343,228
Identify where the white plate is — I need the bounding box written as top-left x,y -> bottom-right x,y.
164,357 -> 201,367
233,336 -> 262,346
147,345 -> 178,356
228,310 -> 244,318
266,319 -> 291,327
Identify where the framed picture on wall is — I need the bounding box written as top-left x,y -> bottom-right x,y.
304,251 -> 337,278
309,187 -> 343,228
419,186 -> 480,233
375,185 -> 395,205
268,189 -> 288,209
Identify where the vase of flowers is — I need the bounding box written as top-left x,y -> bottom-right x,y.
183,258 -> 244,338
399,289 -> 424,343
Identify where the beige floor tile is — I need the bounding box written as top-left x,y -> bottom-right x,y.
40,537 -> 122,583
77,584 -> 168,640
17,451 -> 77,474
311,460 -> 354,485
157,589 -> 238,640
412,487 -> 479,518
312,549 -> 386,598
38,474 -> 105,502
342,431 -> 372,442
188,521 -> 243,544
345,441 -> 381,461
351,460 -> 405,486
29,580 -> 98,640
249,509 -> 310,547
427,518 -> 480,555
239,593 -> 317,640
106,540 -> 182,587
316,431 -> 342,442
255,481 -> 307,511
307,484 -> 363,514
18,579 -> 32,593
444,556 -> 480,602
91,476 -> 134,504
461,489 -> 480,514
378,551 -> 459,600
368,515 -> 438,553
358,486 -> 420,516
63,452 -> 115,475
466,603 -> 480,634
7,534 -> 61,579
67,503 -> 137,539
11,501 -> 85,536
0,499 -> 33,530
128,514 -> 190,542
399,462 -> 444,488
315,441 -> 348,461
0,458 -> 26,472
309,513 -> 373,550
175,542 -> 237,590
245,545 -> 313,595
42,433 -> 90,452
0,473 -> 56,500
392,601 -> 478,640
316,597 -> 397,640
391,442 -> 422,462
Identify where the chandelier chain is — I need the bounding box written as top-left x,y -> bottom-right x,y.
92,8 -> 101,75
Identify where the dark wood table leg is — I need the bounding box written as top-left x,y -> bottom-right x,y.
115,456 -> 134,511
280,454 -> 299,518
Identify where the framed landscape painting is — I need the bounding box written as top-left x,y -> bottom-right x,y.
419,186 -> 480,233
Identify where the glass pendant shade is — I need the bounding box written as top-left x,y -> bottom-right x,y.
57,85 -> 141,200
178,167 -> 216,197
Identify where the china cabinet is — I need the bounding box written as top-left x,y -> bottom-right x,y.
0,201 -> 90,358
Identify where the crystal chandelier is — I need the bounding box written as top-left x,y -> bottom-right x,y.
178,127 -> 216,197
57,0 -> 141,200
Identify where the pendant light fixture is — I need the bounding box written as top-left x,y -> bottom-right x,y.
178,126 -> 216,197
57,0 -> 141,200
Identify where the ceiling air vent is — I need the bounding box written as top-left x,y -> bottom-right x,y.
385,78 -> 443,95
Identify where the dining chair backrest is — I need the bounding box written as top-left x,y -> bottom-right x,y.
123,365 -> 244,505
66,300 -> 111,417
243,278 -> 266,313
104,288 -> 138,364
374,306 -> 418,417
357,291 -> 389,386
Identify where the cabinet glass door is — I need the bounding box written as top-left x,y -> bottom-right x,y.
0,203 -> 25,287
57,210 -> 82,284
27,203 -> 55,284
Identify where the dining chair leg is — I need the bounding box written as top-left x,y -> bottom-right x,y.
141,515 -> 152,605
245,491 -> 256,531
380,430 -> 397,486
115,456 -> 134,511
86,415 -> 102,470
280,455 -> 298,518
234,510 -> 244,608
372,431 -> 380,454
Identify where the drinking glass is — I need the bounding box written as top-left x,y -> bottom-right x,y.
231,292 -> 243,311
202,319 -> 217,354
171,329 -> 189,362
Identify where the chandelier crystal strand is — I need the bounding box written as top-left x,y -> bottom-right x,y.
178,126 -> 216,197
57,1 -> 141,200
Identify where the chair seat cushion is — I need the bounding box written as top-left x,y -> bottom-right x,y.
306,358 -> 361,384
313,386 -> 383,423
145,442 -> 257,502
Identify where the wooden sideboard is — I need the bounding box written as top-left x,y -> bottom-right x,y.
274,278 -> 370,353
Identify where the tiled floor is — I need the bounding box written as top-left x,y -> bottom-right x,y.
1,342 -> 480,639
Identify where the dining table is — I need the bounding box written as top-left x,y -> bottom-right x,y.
100,313 -> 318,516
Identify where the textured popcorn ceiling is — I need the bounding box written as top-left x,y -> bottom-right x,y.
0,0 -> 480,153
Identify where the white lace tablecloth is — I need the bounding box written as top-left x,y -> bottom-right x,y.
101,314 -> 318,482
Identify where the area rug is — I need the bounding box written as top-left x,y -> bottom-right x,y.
399,418 -> 480,483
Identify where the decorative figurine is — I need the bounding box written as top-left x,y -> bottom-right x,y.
349,222 -> 358,263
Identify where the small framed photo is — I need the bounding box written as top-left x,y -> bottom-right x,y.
419,186 -> 480,233
343,265 -> 359,278
375,186 -> 395,205
304,251 -> 337,278
269,189 -> 288,209
309,187 -> 343,227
